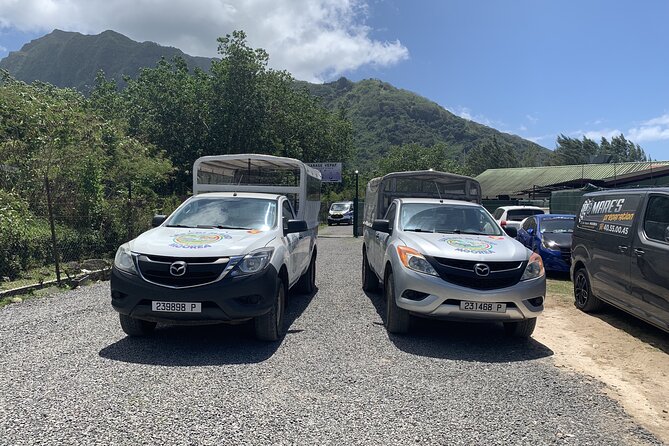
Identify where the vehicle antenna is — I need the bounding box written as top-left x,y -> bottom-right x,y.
233,174 -> 243,197
434,181 -> 443,203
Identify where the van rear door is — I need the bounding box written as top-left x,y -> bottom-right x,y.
630,193 -> 669,331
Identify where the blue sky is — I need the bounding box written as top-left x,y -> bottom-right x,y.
1,0 -> 668,160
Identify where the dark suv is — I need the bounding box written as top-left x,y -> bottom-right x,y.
571,188 -> 669,332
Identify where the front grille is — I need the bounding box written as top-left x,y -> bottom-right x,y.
428,257 -> 525,291
136,255 -> 229,288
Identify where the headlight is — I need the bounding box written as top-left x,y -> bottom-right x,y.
114,244 -> 137,275
521,252 -> 545,281
397,246 -> 438,276
541,239 -> 559,250
230,248 -> 274,277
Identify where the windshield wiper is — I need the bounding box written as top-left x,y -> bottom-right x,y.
196,224 -> 251,230
403,228 -> 432,233
165,224 -> 194,228
458,231 -> 489,235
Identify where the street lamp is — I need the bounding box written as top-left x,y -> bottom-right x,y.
353,170 -> 359,237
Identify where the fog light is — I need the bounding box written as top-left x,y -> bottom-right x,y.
528,296 -> 544,307
401,290 -> 429,301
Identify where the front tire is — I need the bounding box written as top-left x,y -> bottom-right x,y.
574,267 -> 604,312
362,248 -> 379,292
255,281 -> 286,341
503,318 -> 536,338
119,314 -> 156,336
384,271 -> 410,334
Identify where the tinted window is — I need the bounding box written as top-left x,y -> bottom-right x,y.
493,208 -> 504,219
644,195 -> 669,242
282,200 -> 295,220
507,209 -> 545,221
541,218 -> 575,233
521,217 -> 534,230
385,203 -> 397,228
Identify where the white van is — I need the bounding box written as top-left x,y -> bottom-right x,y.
111,154 -> 321,341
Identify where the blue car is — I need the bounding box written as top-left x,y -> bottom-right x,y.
516,214 -> 575,272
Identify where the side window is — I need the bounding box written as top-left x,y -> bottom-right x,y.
385,203 -> 397,228
530,218 -> 538,232
644,195 -> 669,243
282,200 -> 295,223
493,208 -> 504,219
521,218 -> 533,230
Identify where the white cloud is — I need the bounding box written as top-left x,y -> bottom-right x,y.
525,114 -> 538,124
519,125 -> 527,132
628,113 -> 669,142
0,0 -> 409,82
446,106 -> 506,129
0,44 -> 6,52
570,128 -> 623,141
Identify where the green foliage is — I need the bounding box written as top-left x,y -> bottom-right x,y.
378,143 -> 470,176
0,70 -> 173,277
89,31 -> 353,194
465,136 -> 519,175
301,78 -> 551,172
551,134 -> 649,165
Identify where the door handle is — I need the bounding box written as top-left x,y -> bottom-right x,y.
617,245 -> 628,253
634,248 -> 645,256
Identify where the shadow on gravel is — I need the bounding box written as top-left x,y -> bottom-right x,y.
588,305 -> 669,354
98,288 -> 317,366
365,291 -> 554,363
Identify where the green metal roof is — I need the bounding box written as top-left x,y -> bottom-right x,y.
475,161 -> 669,198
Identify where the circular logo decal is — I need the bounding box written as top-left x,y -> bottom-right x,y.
446,238 -> 493,252
170,232 -> 232,249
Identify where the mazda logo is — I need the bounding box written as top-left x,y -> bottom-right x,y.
474,263 -> 490,277
170,261 -> 187,277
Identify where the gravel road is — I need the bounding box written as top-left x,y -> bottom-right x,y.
0,225 -> 662,445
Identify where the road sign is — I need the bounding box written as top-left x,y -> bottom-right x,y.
307,162 -> 342,183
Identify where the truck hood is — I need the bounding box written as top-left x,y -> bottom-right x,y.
128,227 -> 275,257
398,231 -> 530,262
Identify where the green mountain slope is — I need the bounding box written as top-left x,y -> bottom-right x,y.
298,77 -> 550,169
0,29 -> 213,92
1,29 -> 550,170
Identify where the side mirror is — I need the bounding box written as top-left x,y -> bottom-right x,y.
285,219 -> 308,234
664,226 -> 669,243
372,219 -> 391,233
152,214 -> 167,227
504,226 -> 518,237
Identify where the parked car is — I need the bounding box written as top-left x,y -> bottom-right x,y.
362,171 -> 545,337
111,154 -> 321,341
493,206 -> 546,231
327,201 -> 354,225
571,188 -> 669,333
516,214 -> 575,273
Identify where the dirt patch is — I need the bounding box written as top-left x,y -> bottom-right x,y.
535,278 -> 669,443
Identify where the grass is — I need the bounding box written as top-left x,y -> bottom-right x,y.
0,266 -> 60,291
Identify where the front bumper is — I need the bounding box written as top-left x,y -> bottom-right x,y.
110,265 -> 280,324
540,249 -> 570,273
393,267 -> 545,321
328,214 -> 353,224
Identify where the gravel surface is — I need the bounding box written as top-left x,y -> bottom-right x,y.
0,225 -> 662,445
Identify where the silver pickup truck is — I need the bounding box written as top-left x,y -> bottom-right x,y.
362,171 -> 546,337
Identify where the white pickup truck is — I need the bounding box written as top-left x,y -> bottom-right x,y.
110,154 -> 321,341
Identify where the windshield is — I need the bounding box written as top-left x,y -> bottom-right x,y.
541,218 -> 575,233
507,209 -> 545,221
400,203 -> 503,235
166,197 -> 277,230
330,203 -> 351,212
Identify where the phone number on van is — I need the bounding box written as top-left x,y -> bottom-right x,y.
598,223 -> 630,235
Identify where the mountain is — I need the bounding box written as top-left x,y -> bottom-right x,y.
298,77 -> 550,169
1,29 -> 550,168
0,29 -> 213,92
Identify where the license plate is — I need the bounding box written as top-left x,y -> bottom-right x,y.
152,301 -> 202,313
460,301 -> 507,313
